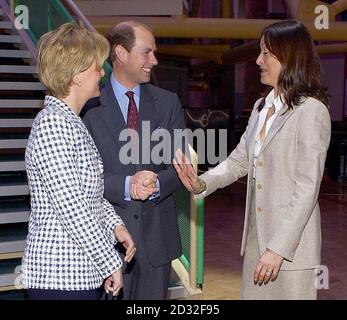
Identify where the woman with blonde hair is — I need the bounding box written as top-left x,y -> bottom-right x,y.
22,22 -> 136,300
174,20 -> 331,300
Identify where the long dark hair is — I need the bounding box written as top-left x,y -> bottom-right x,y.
258,20 -> 329,111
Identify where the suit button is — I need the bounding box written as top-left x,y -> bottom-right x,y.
257,184 -> 262,190
257,207 -> 262,213
257,161 -> 263,167
134,214 -> 139,220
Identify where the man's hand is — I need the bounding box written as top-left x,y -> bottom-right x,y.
254,248 -> 284,285
104,269 -> 123,297
114,225 -> 136,263
130,170 -> 158,200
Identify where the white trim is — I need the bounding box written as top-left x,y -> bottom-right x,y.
0,49 -> 31,58
0,273 -> 20,287
0,240 -> 26,254
0,139 -> 28,149
0,99 -> 43,108
0,65 -> 37,73
0,160 -> 25,171
0,21 -> 12,29
0,119 -> 34,128
0,81 -> 45,90
0,184 -> 29,196
0,210 -> 30,224
0,34 -> 20,43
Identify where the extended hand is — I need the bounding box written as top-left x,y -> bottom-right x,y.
104,269 -> 123,297
130,170 -> 158,200
172,149 -> 206,194
114,225 -> 136,263
254,248 -> 284,285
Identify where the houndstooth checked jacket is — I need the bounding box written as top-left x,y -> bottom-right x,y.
22,96 -> 123,290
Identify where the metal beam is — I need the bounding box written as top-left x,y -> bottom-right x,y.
158,41 -> 347,64
90,16 -> 347,41
158,42 -> 259,64
74,0 -> 185,16
221,0 -> 231,18
316,42 -> 347,55
158,45 -> 225,64
329,0 -> 347,15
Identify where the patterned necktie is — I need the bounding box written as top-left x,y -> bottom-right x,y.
126,91 -> 138,131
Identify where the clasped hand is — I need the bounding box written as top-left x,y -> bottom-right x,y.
130,170 -> 158,201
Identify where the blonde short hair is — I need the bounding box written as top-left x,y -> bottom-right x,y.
37,22 -> 110,98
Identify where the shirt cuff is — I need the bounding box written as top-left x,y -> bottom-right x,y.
194,189 -> 207,200
149,179 -> 160,200
124,176 -> 131,201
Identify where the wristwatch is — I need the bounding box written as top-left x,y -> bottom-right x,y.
194,178 -> 207,194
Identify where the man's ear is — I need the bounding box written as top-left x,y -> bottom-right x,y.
115,45 -> 128,63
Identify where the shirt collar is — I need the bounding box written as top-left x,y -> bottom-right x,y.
111,73 -> 140,99
264,89 -> 284,113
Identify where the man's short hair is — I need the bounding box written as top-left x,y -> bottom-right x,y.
37,22 -> 109,98
108,20 -> 153,62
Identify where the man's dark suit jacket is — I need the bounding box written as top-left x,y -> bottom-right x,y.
82,80 -> 186,267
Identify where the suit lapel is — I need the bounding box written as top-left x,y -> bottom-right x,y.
246,116 -> 259,159
99,81 -> 140,172
138,84 -> 160,130
258,106 -> 296,157
99,81 -> 128,148
245,98 -> 263,159
99,82 -> 161,170
136,84 -> 160,171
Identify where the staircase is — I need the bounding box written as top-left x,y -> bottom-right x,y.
0,7 -> 45,298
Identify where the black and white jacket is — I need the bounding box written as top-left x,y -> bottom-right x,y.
22,96 -> 123,290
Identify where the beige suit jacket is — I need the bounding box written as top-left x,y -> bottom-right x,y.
198,97 -> 331,270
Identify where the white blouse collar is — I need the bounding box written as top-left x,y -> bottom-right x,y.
264,89 -> 284,113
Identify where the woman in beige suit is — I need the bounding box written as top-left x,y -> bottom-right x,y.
173,20 -> 331,300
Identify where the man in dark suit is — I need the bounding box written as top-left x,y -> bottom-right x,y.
82,20 -> 186,300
